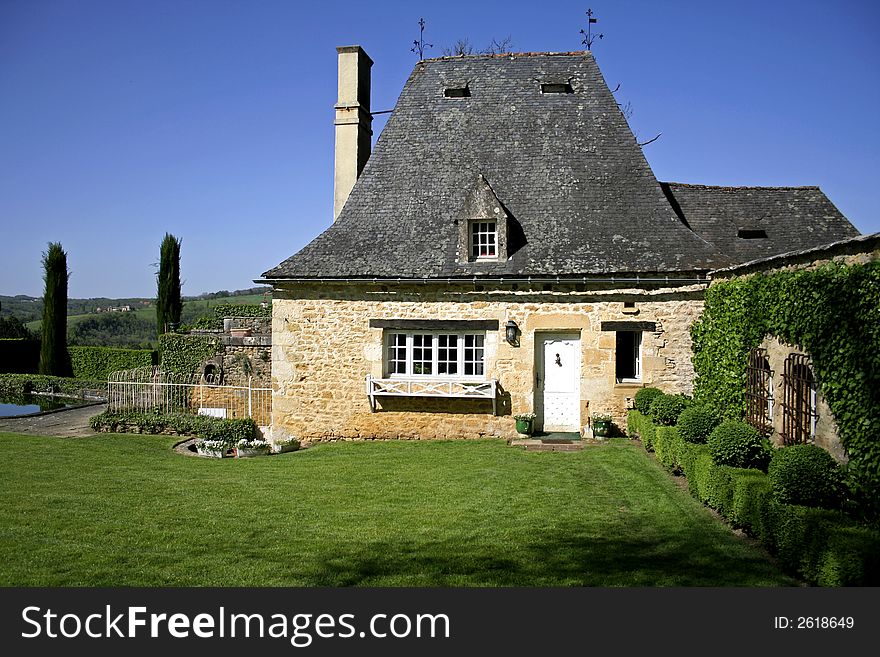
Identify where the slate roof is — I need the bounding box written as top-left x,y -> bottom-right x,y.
263,51 -> 730,280
660,183 -> 859,264
263,51 -> 858,281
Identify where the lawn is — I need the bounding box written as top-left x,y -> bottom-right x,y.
0,434 -> 796,586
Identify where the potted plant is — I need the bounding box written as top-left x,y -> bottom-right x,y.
235,438 -> 271,457
591,413 -> 613,439
514,413 -> 536,436
272,438 -> 301,454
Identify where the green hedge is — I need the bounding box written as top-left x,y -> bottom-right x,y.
68,346 -> 157,380
89,410 -> 256,443
691,261 -> 880,520
652,426 -> 680,471
0,338 -> 40,374
626,410 -> 657,450
631,409 -> 880,585
212,304 -> 271,318
0,373 -> 106,398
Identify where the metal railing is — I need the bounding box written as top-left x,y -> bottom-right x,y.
107,367 -> 272,425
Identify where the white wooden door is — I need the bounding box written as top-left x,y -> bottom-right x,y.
537,333 -> 581,432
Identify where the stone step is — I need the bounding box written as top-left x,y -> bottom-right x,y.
509,439 -> 585,452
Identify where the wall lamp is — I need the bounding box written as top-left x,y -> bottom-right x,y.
505,320 -> 520,346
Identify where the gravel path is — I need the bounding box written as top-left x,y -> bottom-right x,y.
0,403 -> 106,438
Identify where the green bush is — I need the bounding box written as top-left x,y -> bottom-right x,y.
817,525 -> 880,586
633,387 -> 663,415
69,346 -> 157,380
768,444 -> 843,510
89,410 -> 256,443
677,404 -> 721,444
729,470 -> 772,531
213,303 -> 270,318
653,426 -> 681,471
0,373 -> 105,398
627,410 -> 657,450
648,393 -> 692,426
707,420 -> 772,470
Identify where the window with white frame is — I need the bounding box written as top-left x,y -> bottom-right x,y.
615,331 -> 642,382
385,331 -> 485,378
470,221 -> 497,259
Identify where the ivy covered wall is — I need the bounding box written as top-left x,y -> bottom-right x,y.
691,259 -> 880,513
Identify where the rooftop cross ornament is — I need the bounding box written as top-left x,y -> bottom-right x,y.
411,17 -> 433,61
580,8 -> 604,51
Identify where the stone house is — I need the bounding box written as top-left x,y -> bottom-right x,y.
258,46 -> 858,443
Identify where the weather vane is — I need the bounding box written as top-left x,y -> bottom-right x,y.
411,17 -> 433,60
580,8 -> 603,51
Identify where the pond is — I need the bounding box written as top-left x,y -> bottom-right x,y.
0,393 -> 89,418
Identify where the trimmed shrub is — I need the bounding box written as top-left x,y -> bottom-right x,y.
818,525 -> 880,586
729,470 -> 772,531
677,404 -> 720,444
707,420 -> 772,471
213,303 -> 270,319
677,441 -> 708,481
654,426 -> 683,472
633,387 -> 663,415
0,373 -> 105,398
648,393 -> 692,426
627,410 -> 656,449
89,410 -> 256,443
768,444 -> 843,509
69,346 -> 157,380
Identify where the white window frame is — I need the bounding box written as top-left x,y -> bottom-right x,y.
615,330 -> 642,384
384,331 -> 486,379
470,221 -> 498,260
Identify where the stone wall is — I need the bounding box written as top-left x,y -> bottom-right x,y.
270,282 -> 704,442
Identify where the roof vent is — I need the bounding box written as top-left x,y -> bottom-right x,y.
737,228 -> 768,239
444,84 -> 470,98
541,82 -> 573,94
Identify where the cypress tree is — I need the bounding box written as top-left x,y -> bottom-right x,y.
156,233 -> 182,337
38,242 -> 72,376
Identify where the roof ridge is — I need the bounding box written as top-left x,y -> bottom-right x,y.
663,181 -> 822,191
422,50 -> 592,63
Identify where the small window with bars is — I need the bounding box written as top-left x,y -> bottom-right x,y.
470,221 -> 497,259
745,348 -> 773,432
781,353 -> 817,445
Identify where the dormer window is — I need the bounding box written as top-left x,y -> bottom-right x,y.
444,85 -> 470,98
471,221 -> 497,259
541,82 -> 573,94
458,174 -> 510,263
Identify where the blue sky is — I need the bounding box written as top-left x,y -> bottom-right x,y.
1,0 -> 878,298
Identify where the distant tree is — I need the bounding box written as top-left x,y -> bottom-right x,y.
484,36 -> 513,54
442,36 -> 513,56
69,314 -> 157,349
0,316 -> 35,340
156,233 -> 182,337
38,242 -> 72,376
442,38 -> 475,56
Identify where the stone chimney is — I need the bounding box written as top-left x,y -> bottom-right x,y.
333,45 -> 373,221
